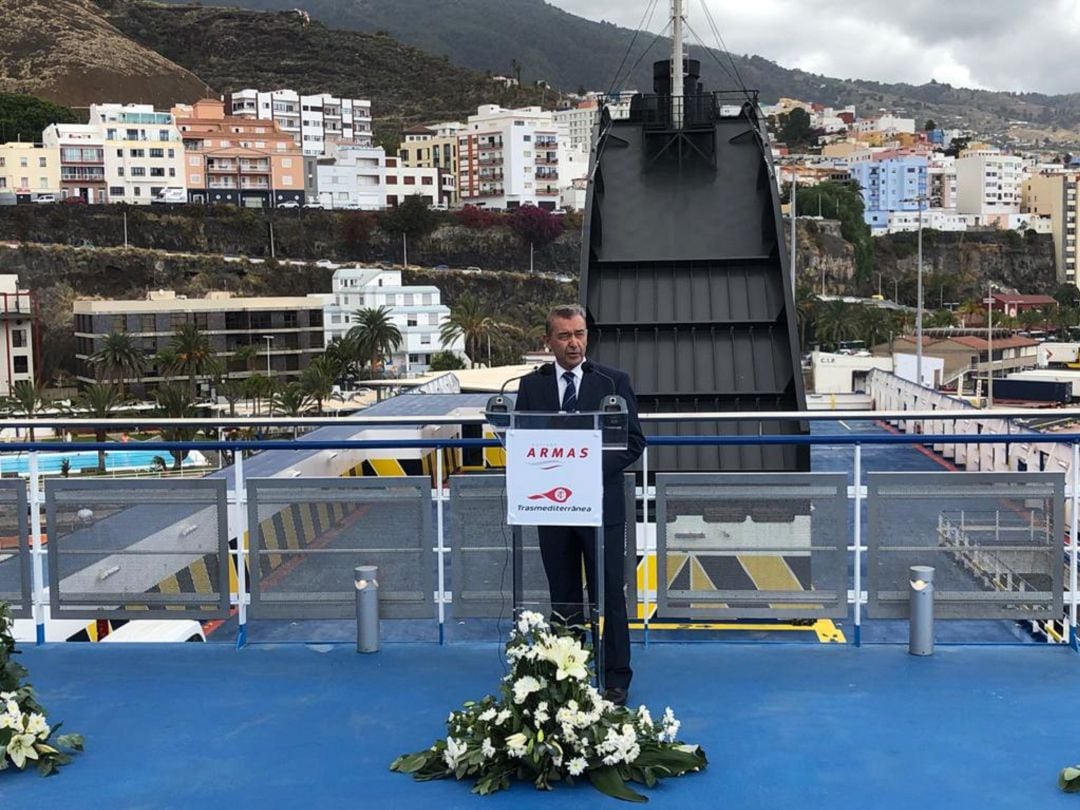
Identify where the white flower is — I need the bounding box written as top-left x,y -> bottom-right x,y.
567,756 -> 588,776
4,700 -> 19,718
516,611 -> 547,635
505,732 -> 528,758
495,709 -> 511,725
0,691 -> 14,701
636,706 -> 653,728
512,675 -> 541,704
6,733 -> 39,769
0,710 -> 20,731
536,635 -> 590,682
442,736 -> 468,769
478,708 -> 496,722
25,713 -> 49,740
481,737 -> 496,759
659,707 -> 681,742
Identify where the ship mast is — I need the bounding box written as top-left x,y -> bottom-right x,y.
671,0 -> 685,129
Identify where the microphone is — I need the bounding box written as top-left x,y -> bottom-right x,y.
486,364 -> 551,426
581,361 -> 616,396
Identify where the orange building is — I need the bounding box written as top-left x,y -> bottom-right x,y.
171,99 -> 304,207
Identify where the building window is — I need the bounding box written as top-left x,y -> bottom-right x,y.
11,329 -> 26,348
189,156 -> 200,166
404,176 -> 415,185
140,314 -> 155,332
117,167 -> 124,176
168,149 -> 175,159
19,157 -> 27,168
159,130 -> 170,141
191,174 -> 201,184
169,168 -> 176,177
283,311 -> 298,329
110,187 -> 125,196
150,148 -> 164,158
130,149 -> 145,158
38,156 -> 47,168
13,356 -> 28,374
151,167 -> 165,177
131,167 -> 145,177
282,158 -> 292,168
282,175 -> 293,185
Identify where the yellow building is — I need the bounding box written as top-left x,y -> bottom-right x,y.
1023,171 -> 1080,286
397,122 -> 462,205
0,142 -> 60,200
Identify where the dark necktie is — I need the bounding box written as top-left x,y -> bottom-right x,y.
561,370 -> 577,411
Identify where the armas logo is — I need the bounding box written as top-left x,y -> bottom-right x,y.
524,445 -> 589,470
528,486 -> 573,503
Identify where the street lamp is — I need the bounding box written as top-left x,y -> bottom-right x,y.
262,334 -> 274,378
903,195 -> 927,386
987,288 -> 993,408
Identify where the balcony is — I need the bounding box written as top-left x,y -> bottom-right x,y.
239,162 -> 270,173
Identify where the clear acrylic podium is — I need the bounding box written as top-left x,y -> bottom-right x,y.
486,395 -> 629,688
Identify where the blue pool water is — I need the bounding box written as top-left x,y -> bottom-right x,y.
0,448 -> 206,476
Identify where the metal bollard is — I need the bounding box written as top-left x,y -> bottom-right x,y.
908,565 -> 935,656
355,565 -> 379,653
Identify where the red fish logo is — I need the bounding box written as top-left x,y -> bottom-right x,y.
528,486 -> 572,503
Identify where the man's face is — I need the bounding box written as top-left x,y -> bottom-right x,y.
545,314 -> 587,370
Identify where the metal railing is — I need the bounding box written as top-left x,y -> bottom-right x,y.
2,405 -> 1080,649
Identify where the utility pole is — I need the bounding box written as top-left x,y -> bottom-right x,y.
790,169 -> 797,300
123,210 -> 128,249
268,221 -> 275,259
402,233 -> 408,267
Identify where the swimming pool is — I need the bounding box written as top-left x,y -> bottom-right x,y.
0,448 -> 208,476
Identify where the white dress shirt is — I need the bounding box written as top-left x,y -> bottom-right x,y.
555,360 -> 584,409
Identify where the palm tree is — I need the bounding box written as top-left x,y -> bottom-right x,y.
813,300 -> 857,349
794,285 -> 818,349
300,356 -> 336,414
166,323 -> 221,398
925,309 -> 957,328
347,306 -> 402,377
231,343 -> 260,375
89,332 -> 144,394
242,373 -> 273,416
154,384 -> 197,472
272,383 -> 314,417
218,378 -> 246,418
324,335 -> 359,381
956,299 -> 984,328
6,380 -> 44,442
857,306 -> 895,349
72,383 -> 124,473
440,295 -> 497,366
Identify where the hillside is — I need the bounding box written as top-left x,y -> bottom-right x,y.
90,0 -> 558,139
0,0 -> 211,108
153,0 -> 1080,141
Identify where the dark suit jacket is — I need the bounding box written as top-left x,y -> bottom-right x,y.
513,362 -> 645,525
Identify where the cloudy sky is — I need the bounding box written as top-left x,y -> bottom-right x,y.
546,0 -> 1080,96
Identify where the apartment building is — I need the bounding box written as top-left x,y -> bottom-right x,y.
90,104 -> 185,204
41,124 -> 106,203
315,144 -> 386,210
848,156 -> 928,230
172,99 -> 304,207
1023,171 -> 1080,285
74,290 -> 325,396
397,121 -> 462,205
0,275 -> 37,397
0,142 -> 59,201
457,105 -> 561,210
553,100 -> 599,150
227,89 -> 374,156
384,156 -> 440,208
323,266 -> 465,373
955,148 -> 1023,224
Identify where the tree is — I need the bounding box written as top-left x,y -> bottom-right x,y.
72,383 -> 124,473
242,374 -> 273,416
165,322 -> 221,398
0,93 -> 78,143
440,295 -> 502,366
154,384 -> 197,472
5,380 -> 44,441
300,356 -> 336,414
428,351 -> 466,371
217,378 -> 246,418
272,383 -> 314,417
797,181 -> 874,282
925,309 -> 958,328
923,119 -> 937,132
775,107 -> 813,146
509,204 -> 565,252
89,332 -> 144,394
813,300 -> 858,349
379,194 -> 438,243
347,306 -> 403,376
456,205 -> 501,230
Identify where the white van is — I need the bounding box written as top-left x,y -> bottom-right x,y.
153,187 -> 187,204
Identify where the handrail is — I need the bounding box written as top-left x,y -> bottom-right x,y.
2,407 -> 1079,429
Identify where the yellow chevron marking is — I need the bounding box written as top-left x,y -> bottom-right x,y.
86,621 -> 99,641
262,518 -> 283,570
665,553 -> 688,587
738,555 -> 823,611
297,503 -> 317,545
281,507 -> 301,550
370,458 -> 406,477
157,574 -> 185,612
316,501 -> 331,529
636,553 -> 658,592
189,557 -> 213,594
814,620 -> 846,643
689,556 -> 716,592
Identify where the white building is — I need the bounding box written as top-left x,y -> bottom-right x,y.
0,275 -> 35,397
228,89 -> 374,156
90,104 -> 185,204
42,124 -> 106,203
322,267 -> 465,373
316,144 -> 386,210
955,148 -> 1024,223
554,101 -> 599,150
384,157 -> 440,208
457,105 -> 562,210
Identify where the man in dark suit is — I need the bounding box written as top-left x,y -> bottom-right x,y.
514,304 -> 645,706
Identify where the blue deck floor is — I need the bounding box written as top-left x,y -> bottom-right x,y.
5,641 -> 1080,809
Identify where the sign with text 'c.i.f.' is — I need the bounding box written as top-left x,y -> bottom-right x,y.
505,428 -> 603,526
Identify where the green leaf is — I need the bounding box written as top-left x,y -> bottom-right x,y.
588,766 -> 648,803
390,751 -> 435,774
1060,766 -> 1080,792
55,733 -> 84,752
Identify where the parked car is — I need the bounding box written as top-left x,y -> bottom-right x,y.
34,194 -> 56,204
463,266 -> 482,274
277,200 -> 300,209
303,201 -> 323,209
433,264 -> 449,271
315,259 -> 339,269
152,187 -> 186,204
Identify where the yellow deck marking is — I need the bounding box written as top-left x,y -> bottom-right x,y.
370,458 -> 405,476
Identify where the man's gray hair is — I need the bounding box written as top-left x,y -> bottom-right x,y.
545,304 -> 587,335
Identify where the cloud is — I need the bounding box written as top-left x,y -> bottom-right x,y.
546,0 -> 1080,95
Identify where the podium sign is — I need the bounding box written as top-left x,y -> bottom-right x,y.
505,428 -> 603,526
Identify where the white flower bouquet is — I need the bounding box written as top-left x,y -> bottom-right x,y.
0,602 -> 84,776
390,611 -> 706,801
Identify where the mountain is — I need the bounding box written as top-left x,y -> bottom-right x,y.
90,0 -> 557,139
0,0 -> 211,108
150,0 -> 1080,140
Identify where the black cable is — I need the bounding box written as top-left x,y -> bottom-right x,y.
606,0 -> 663,97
